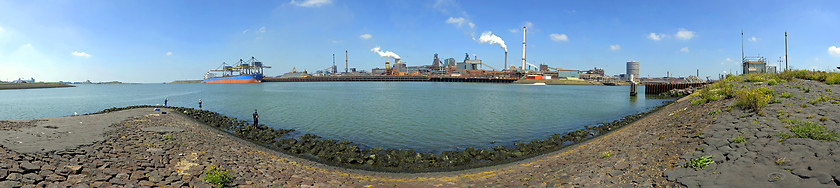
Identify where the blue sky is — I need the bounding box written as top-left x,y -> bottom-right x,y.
1,0 -> 839,83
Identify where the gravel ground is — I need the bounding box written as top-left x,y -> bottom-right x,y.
664,79 -> 840,187
0,89 -> 754,187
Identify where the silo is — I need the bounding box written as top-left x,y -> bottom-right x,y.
626,61 -> 639,81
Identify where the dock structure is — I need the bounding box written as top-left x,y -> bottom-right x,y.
261,76 -> 516,83
644,82 -> 711,95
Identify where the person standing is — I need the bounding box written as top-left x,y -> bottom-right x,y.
164,98 -> 168,107
252,109 -> 259,129
198,99 -> 202,110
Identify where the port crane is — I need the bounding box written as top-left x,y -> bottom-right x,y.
207,57 -> 271,77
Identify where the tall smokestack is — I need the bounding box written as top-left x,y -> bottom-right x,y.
504,51 -> 508,70
332,54 -> 336,74
345,50 -> 348,73
522,26 -> 527,70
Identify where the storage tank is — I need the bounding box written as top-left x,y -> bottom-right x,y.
626,61 -> 639,81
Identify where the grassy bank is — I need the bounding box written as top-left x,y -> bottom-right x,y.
0,82 -> 75,90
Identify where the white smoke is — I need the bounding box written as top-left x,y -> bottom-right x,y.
370,46 -> 400,59
478,31 -> 507,52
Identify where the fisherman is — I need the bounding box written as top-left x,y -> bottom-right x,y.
252,109 -> 259,129
198,99 -> 202,110
164,98 -> 168,107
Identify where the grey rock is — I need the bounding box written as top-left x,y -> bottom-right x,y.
6,173 -> 22,181
0,181 -> 21,188
45,174 -> 65,182
66,174 -> 87,184
21,173 -> 42,184
18,162 -> 39,172
64,165 -> 82,174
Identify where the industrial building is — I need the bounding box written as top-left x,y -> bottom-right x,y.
625,61 -> 640,82
742,57 -> 766,74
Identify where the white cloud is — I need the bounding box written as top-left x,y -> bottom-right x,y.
166,52 -> 173,56
257,27 -> 266,33
242,29 -> 248,34
680,47 -> 689,53
359,34 -> 372,40
524,21 -> 534,28
830,46 -> 840,58
648,33 -> 666,41
508,29 -> 519,33
71,51 -> 91,58
289,0 -> 331,7
610,44 -> 621,51
446,17 -> 466,26
815,57 -> 820,61
468,22 -> 475,29
726,57 -> 733,62
549,33 -> 568,42
330,40 -> 342,44
675,28 -> 695,40
749,36 -> 757,42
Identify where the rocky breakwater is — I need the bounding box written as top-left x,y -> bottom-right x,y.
93,102 -> 668,173
664,76 -> 840,187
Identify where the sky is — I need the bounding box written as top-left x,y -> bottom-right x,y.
1,0 -> 840,83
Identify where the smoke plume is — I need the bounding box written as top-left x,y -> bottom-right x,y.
478,31 -> 507,52
370,46 -> 401,59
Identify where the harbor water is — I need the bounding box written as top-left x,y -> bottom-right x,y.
0,82 -> 670,152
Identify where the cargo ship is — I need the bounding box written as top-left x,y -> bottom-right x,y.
204,57 -> 271,83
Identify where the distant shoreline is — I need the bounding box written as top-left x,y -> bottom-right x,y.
0,83 -> 75,90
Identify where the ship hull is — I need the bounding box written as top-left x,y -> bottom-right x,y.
204,74 -> 263,83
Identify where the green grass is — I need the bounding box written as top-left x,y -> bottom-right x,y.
732,135 -> 746,143
161,135 -> 173,139
203,166 -> 231,188
708,110 -> 722,115
779,93 -> 794,98
686,155 -> 714,170
691,76 -> 738,105
775,120 -> 839,141
809,94 -> 829,105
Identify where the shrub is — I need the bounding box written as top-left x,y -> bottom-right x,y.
735,86 -> 773,112
203,166 -> 231,188
686,155 -> 714,170
768,80 -> 778,86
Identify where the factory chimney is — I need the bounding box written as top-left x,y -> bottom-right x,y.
522,26 -> 527,70
504,51 -> 508,70
332,54 -> 336,74
345,50 -> 349,73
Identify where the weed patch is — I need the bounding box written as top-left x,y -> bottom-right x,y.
775,120 -> 839,141
686,155 -> 714,170
203,166 -> 231,188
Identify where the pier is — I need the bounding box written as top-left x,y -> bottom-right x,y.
644,82 -> 711,94
262,76 -> 517,83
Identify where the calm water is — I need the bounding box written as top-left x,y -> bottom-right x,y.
0,83 -> 669,152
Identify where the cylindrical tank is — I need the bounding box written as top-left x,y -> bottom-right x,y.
385,60 -> 391,70
626,61 -> 640,81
